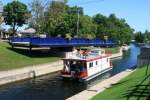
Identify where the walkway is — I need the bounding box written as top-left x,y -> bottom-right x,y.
67,69 -> 134,100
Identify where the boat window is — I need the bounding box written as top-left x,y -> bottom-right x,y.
91,50 -> 99,54
89,62 -> 93,68
96,61 -> 98,65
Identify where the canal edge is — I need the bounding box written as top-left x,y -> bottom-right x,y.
0,60 -> 63,86
67,69 -> 135,100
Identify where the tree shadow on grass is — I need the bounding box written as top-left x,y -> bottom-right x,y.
7,47 -> 62,58
121,74 -> 150,100
110,78 -> 133,87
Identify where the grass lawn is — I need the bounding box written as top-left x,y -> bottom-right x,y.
0,41 -> 61,71
104,47 -> 120,54
92,66 -> 150,100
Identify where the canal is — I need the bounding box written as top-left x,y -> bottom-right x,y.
0,44 -> 140,100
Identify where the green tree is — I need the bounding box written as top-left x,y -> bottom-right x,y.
135,31 -> 145,43
3,1 -> 31,35
44,0 -> 68,37
93,13 -> 133,44
67,6 -> 83,15
63,14 -> 77,37
79,15 -> 97,39
93,14 -> 107,39
144,30 -> 150,43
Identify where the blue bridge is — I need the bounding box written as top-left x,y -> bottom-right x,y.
9,37 -> 115,51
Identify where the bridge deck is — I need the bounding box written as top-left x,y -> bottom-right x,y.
9,37 -> 115,47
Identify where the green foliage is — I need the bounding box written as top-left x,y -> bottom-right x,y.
79,15 -> 97,38
93,13 -> 134,44
144,30 -> 150,43
44,0 -> 68,37
3,1 -> 31,34
134,30 -> 150,43
134,32 -> 145,43
67,6 -> 83,15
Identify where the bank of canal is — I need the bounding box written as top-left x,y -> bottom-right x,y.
0,44 -> 140,100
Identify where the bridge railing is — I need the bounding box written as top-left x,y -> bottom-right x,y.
10,37 -> 31,43
30,38 -> 67,46
9,37 -> 115,46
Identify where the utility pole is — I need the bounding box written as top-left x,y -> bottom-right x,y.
76,7 -> 79,37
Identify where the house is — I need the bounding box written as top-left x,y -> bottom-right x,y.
18,28 -> 36,37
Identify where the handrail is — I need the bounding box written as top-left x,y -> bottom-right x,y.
9,37 -> 115,46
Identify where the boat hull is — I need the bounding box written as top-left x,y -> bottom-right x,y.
61,67 -> 112,82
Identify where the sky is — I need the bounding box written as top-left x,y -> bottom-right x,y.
1,0 -> 150,32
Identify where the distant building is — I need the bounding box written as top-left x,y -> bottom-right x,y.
18,28 -> 36,37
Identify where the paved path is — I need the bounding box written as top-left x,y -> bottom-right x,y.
67,69 -> 134,100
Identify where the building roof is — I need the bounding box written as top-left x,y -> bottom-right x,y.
20,28 -> 36,34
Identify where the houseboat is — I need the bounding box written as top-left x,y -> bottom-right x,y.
61,48 -> 113,81
122,44 -> 130,51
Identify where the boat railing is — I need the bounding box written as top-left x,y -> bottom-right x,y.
65,51 -> 106,60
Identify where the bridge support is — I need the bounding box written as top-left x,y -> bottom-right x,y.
50,47 -> 74,52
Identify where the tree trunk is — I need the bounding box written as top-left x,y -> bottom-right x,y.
12,22 -> 16,36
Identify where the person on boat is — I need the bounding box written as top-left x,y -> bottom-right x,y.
76,62 -> 81,72
64,61 -> 70,72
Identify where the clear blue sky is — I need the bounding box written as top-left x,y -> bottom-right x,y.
2,0 -> 150,32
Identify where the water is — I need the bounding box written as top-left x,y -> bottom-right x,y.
0,44 -> 140,100
111,44 -> 140,75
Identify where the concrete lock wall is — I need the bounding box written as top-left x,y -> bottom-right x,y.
0,61 -> 63,85
137,46 -> 150,67
137,57 -> 149,67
